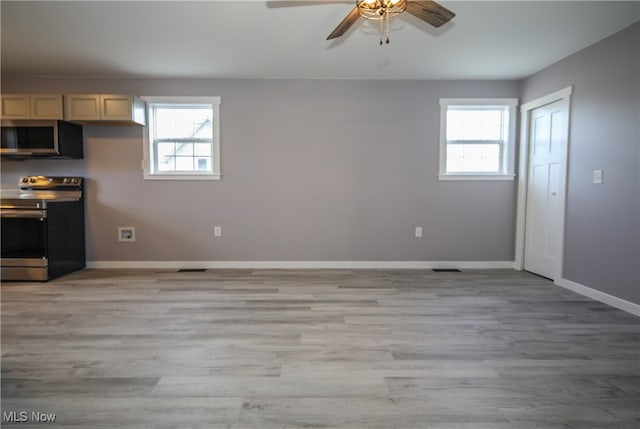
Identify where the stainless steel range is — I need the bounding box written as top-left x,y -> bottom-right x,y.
1,175 -> 86,281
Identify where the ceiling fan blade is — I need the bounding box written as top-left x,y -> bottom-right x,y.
327,6 -> 360,40
405,1 -> 455,28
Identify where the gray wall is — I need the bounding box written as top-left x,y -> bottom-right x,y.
521,22 -> 639,304
2,24 -> 637,305
1,78 -> 519,263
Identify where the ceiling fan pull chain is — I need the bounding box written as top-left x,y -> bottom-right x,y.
379,16 -> 383,45
386,11 -> 390,44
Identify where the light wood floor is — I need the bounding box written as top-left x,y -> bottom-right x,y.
1,269 -> 639,428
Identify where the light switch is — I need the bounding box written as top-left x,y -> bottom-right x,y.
593,169 -> 603,184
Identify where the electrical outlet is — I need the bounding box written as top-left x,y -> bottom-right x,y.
214,226 -> 222,237
415,227 -> 423,238
593,169 -> 603,184
118,227 -> 135,242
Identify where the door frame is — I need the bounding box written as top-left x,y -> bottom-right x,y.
514,86 -> 573,279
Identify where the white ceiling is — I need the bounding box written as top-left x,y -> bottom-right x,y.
1,1 -> 638,80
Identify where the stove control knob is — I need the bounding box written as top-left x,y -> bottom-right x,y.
71,178 -> 79,184
21,177 -> 29,183
63,178 -> 70,184
29,177 -> 37,183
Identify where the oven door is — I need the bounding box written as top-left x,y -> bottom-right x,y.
1,209 -> 48,281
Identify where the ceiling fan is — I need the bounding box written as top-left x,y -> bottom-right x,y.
326,0 -> 455,43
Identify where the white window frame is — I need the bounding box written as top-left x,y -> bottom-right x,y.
439,98 -> 517,181
142,96 -> 221,181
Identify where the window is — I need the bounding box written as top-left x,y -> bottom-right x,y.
439,98 -> 517,180
143,96 -> 221,180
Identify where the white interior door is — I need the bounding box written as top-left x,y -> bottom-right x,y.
524,99 -> 569,280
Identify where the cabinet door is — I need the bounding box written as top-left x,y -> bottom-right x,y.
100,95 -> 136,121
1,94 -> 30,119
132,96 -> 146,126
30,95 -> 64,119
64,94 -> 101,120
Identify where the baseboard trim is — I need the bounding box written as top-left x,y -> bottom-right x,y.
556,278 -> 640,317
86,260 -> 515,270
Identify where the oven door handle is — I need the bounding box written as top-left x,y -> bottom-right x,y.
0,209 -> 46,218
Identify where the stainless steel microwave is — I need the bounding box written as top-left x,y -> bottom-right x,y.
0,120 -> 83,158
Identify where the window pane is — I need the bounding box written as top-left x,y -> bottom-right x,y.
156,142 -> 175,171
157,156 -> 175,171
175,142 -> 194,156
154,106 -> 212,139
447,143 -> 500,173
439,99 -> 516,180
197,158 -> 210,171
447,109 -> 503,141
157,161 -> 173,171
194,143 -> 211,156
146,98 -> 219,178
157,142 -> 175,159
175,156 -> 194,171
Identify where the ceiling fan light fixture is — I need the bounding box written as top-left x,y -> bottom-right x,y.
357,0 -> 407,21
356,0 -> 407,45
325,0 -> 454,43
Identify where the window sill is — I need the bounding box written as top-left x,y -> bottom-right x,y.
438,174 -> 515,181
143,173 -> 221,181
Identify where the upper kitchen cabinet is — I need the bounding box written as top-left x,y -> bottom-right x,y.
1,94 -> 64,120
64,94 -> 146,125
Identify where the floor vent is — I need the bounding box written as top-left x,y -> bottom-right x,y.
177,268 -> 207,273
432,268 -> 462,273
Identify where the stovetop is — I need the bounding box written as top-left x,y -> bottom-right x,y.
18,175 -> 83,190
1,176 -> 84,208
